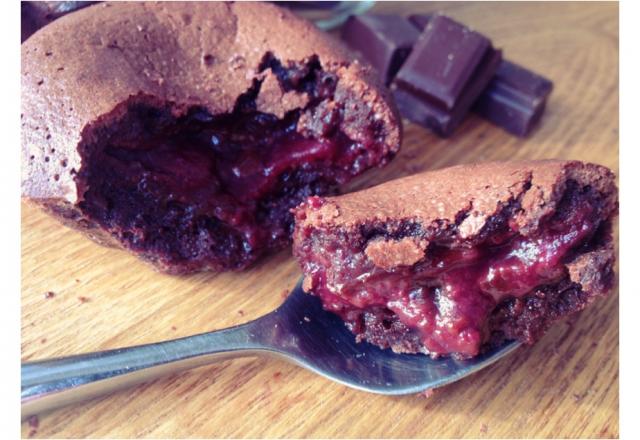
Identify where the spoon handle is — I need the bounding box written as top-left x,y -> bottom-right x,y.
21,321 -> 273,418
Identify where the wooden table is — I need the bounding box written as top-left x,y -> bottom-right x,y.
21,2 -> 619,438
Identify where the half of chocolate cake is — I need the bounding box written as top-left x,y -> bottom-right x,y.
21,2 -> 401,274
292,161 -> 617,358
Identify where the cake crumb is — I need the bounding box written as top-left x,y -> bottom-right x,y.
75,279 -> 81,283
237,310 -> 245,316
419,389 -> 435,398
40,337 -> 47,344
44,291 -> 55,299
480,423 -> 488,434
27,415 -> 39,429
364,236 -> 428,270
573,392 -> 587,402
78,296 -> 89,303
420,388 -> 435,399
281,289 -> 289,299
273,371 -> 282,380
171,326 -> 177,331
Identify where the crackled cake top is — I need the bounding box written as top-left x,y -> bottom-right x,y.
21,1 -> 400,204
295,160 -> 617,239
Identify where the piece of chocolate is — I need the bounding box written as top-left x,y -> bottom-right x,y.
21,2 -> 401,274
408,13 -> 432,31
392,49 -> 502,136
341,15 -> 420,85
391,14 -> 502,136
21,1 -> 97,42
292,160 -> 618,358
408,13 -> 554,136
397,15 -> 492,109
472,60 -> 554,136
279,2 -> 343,10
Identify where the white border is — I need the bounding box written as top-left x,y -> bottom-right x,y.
1,0 -> 23,437
4,0 -> 637,438
619,0 -> 638,438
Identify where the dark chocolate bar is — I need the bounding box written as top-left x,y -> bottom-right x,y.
408,13 -> 553,137
392,47 -> 502,136
21,1 -> 97,42
341,15 -> 420,85
391,14 -> 502,136
408,14 -> 432,31
472,60 -> 553,136
279,2 -> 342,10
395,15 -> 492,110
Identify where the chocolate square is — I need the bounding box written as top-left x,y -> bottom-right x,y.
408,14 -> 554,136
392,45 -> 502,136
473,60 -> 554,136
395,15 -> 492,110
341,14 -> 420,85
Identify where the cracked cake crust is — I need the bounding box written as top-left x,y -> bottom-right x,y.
294,160 -> 617,239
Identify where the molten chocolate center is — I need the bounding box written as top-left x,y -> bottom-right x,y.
78,108 -> 368,272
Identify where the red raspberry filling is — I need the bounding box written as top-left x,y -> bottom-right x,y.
298,193 -> 601,357
79,107 -> 375,273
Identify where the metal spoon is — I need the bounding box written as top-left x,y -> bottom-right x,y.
22,280 -> 520,417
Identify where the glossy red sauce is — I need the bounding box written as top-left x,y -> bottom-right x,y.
304,203 -> 598,356
102,130 -> 340,225
80,111 -> 365,271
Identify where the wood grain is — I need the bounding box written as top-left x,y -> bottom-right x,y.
21,2 -> 619,438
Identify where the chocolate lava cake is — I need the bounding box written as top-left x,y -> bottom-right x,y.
21,2 -> 401,274
292,161 -> 618,358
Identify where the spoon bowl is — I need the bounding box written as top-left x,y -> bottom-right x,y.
265,280 -> 521,394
